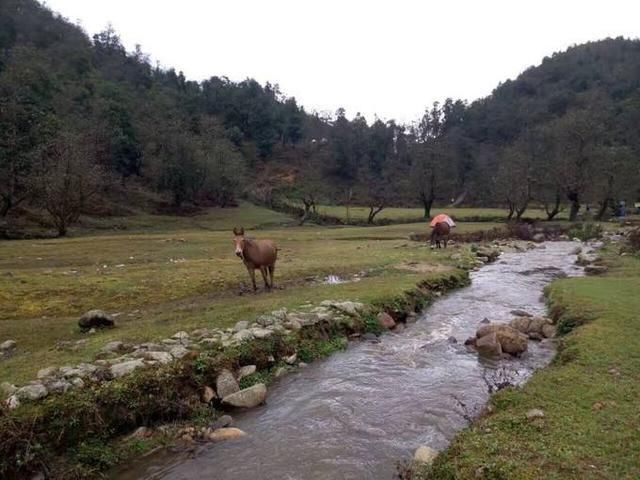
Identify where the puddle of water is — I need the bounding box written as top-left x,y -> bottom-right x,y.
115,242 -> 582,480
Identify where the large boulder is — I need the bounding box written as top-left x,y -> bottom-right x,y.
216,369 -> 240,398
509,316 -> 555,339
475,332 -> 502,357
110,359 -> 145,378
15,383 -> 48,401
221,383 -> 267,409
78,310 -> 114,331
377,312 -> 396,330
476,324 -> 528,356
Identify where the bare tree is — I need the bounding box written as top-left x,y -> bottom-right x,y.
37,132 -> 103,236
494,144 -> 533,220
410,140 -> 455,218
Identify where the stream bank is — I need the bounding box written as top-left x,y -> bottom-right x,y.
113,241 -> 582,480
1,264 -> 470,480
410,237 -> 640,480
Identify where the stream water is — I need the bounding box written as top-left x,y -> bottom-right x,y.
116,242 -> 582,480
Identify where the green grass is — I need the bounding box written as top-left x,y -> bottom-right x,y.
0,205 -> 489,385
415,247 -> 640,480
308,205 -> 569,222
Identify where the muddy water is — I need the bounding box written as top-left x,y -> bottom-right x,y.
117,242 -> 582,480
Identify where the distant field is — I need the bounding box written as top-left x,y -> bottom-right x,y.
308,205 -> 570,222
74,201 -> 296,235
0,204 -> 496,384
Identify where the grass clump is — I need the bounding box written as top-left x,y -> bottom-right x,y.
567,222 -> 603,241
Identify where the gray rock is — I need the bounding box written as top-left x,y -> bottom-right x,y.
271,308 -> 288,321
145,351 -> 173,364
70,377 -> 85,389
532,233 -> 546,243
284,319 -> 302,331
233,320 -> 250,332
169,345 -> 189,359
102,341 -> 126,353
447,336 -> 458,344
216,369 -> 240,398
110,359 -> 145,378
210,414 -> 234,429
47,380 -> 72,394
510,309 -> 532,318
526,408 -> 545,420
1,381 -> 18,397
321,300 -> 365,316
172,331 -> 190,341
37,367 -> 58,379
6,395 -> 20,409
232,329 -> 254,342
0,339 -> 17,351
284,353 -> 297,365
237,365 -> 257,379
362,333 -> 379,342
413,446 -> 439,465
79,309 -> 114,331
202,385 -> 217,403
256,315 -> 276,327
251,328 -> 274,339
221,383 -> 267,408
16,383 -> 48,401
161,338 -> 178,345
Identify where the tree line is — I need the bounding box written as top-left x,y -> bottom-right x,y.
2,1 -> 639,235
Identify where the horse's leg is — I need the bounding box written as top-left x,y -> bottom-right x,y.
444,236 -> 448,248
259,267 -> 270,290
247,266 -> 257,291
268,265 -> 275,288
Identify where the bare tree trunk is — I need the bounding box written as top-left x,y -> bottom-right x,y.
544,193 -> 563,221
0,198 -> 11,217
506,202 -> 515,221
568,191 -> 580,221
420,191 -> 434,219
367,205 -> 384,224
516,198 -> 530,220
596,198 -> 611,221
345,187 -> 352,224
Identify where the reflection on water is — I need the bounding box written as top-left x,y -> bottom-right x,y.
116,242 -> 582,480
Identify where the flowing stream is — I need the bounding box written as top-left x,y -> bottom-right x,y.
116,242 -> 582,480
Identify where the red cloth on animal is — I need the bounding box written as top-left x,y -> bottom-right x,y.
430,214 -> 455,227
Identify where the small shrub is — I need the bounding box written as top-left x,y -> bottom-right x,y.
361,312 -> 383,335
567,223 -> 603,241
626,228 -> 640,252
72,440 -> 121,470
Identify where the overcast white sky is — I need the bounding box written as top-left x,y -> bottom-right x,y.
43,0 -> 640,124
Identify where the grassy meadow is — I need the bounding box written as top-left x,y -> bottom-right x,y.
0,203 -> 496,385
415,246 -> 640,480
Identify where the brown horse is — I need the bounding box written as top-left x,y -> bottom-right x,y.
430,222 -> 451,248
233,227 -> 278,291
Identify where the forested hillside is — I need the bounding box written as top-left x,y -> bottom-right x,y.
1,0 -> 640,236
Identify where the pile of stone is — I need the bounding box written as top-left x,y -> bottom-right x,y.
465,312 -> 556,358
2,301 -> 366,410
